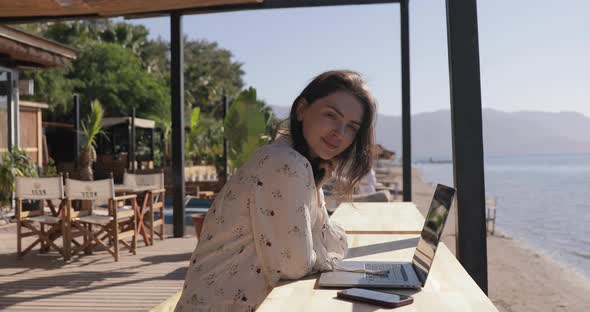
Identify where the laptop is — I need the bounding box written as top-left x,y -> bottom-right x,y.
318,184 -> 456,289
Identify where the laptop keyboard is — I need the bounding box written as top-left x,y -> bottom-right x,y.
364,263 -> 408,282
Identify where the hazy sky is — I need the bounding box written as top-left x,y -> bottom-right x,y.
127,0 -> 590,117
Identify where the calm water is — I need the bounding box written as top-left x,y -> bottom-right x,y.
416,154 -> 590,279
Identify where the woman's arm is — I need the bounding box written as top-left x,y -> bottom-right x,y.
249,149 -> 318,283
312,188 -> 348,272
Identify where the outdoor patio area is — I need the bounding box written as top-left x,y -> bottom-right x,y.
0,224 -> 194,312
4,0 -> 590,311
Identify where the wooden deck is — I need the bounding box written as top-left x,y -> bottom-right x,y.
0,224 -> 195,312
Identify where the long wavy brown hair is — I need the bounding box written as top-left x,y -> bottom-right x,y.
285,70 -> 376,198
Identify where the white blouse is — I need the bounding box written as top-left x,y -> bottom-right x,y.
175,137 -> 348,312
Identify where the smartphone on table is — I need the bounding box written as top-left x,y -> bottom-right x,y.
336,288 -> 414,309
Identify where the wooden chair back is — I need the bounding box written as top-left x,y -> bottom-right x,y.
64,177 -> 114,218
123,171 -> 164,188
15,176 -> 64,218
15,176 -> 64,200
65,178 -> 115,201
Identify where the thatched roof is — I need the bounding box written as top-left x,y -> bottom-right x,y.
374,143 -> 395,159
0,25 -> 76,68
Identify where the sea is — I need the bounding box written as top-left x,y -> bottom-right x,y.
415,153 -> 590,280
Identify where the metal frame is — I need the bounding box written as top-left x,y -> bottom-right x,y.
170,13 -> 186,238
131,107 -> 136,172
1,68 -> 13,151
73,94 -> 80,162
445,0 -> 488,293
13,70 -> 18,148
222,95 -> 230,182
166,0 -> 401,16
400,0 -> 411,202
166,0 -> 412,238
0,67 -> 18,151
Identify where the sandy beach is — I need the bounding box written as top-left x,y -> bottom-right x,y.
401,167 -> 590,312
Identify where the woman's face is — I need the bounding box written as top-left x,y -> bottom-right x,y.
296,91 -> 364,160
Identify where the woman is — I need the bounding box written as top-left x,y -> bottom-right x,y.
175,70 -> 376,312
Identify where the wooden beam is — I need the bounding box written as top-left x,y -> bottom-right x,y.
19,101 -> 49,109
0,0 -> 401,23
0,0 -> 258,18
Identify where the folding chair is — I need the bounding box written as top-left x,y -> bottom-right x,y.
15,175 -> 66,258
64,177 -> 137,261
123,171 -> 166,243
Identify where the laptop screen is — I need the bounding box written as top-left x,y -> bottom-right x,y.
412,184 -> 455,285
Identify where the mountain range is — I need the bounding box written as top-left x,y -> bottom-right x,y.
270,106 -> 590,159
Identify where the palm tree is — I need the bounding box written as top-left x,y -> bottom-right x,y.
78,100 -> 105,181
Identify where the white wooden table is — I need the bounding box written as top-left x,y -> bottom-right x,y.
331,202 -> 425,234
258,234 -> 498,312
153,203 -> 498,312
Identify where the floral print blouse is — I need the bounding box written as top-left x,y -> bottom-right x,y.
175,136 -> 348,312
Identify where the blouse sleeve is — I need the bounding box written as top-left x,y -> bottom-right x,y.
249,149 -> 317,283
312,188 -> 348,272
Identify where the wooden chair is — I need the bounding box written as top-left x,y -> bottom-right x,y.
123,171 -> 166,243
64,177 -> 137,261
486,197 -> 497,235
15,175 -> 66,258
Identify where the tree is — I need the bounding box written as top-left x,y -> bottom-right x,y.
42,20 -> 111,47
184,39 -> 244,116
20,68 -> 80,121
19,22 -> 244,121
141,38 -> 170,77
99,22 -> 149,56
186,107 -> 224,167
21,20 -> 148,52
71,42 -> 169,118
16,20 -> 253,173
18,21 -> 169,121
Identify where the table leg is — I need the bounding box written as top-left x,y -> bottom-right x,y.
137,194 -> 151,246
149,192 -> 155,244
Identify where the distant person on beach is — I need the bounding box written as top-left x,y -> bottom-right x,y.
175,70 -> 377,311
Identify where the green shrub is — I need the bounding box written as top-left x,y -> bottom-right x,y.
0,148 -> 38,205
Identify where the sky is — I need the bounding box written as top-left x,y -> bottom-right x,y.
126,0 -> 590,117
